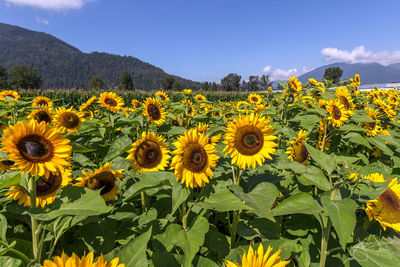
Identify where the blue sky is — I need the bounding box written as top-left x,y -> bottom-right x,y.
1,0 -> 400,82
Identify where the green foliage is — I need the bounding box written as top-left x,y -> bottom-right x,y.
119,71 -> 133,90
220,73 -> 241,91
323,66 -> 343,84
9,65 -> 41,89
89,75 -> 104,90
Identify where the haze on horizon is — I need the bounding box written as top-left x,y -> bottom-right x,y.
1,0 -> 400,82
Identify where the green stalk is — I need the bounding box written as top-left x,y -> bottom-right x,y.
319,219 -> 332,267
28,176 -> 39,260
230,166 -> 242,248
141,192 -> 148,212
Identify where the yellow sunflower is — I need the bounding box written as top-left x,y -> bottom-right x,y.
182,99 -> 196,116
75,162 -> 124,201
317,121 -> 331,151
195,123 -> 220,144
308,78 -> 324,87
126,132 -> 170,172
326,99 -> 349,127
79,96 -> 97,111
28,107 -> 53,124
98,92 -> 125,112
223,113 -> 277,170
143,97 -> 167,126
42,251 -> 124,267
286,130 -> 310,165
1,120 -> 71,177
0,159 -> 14,172
364,107 -> 382,137
0,90 -> 20,101
155,91 -> 170,101
289,76 -> 302,92
53,107 -> 84,134
365,177 -> 400,232
170,128 -> 219,188
224,243 -> 290,267
194,94 -> 207,101
183,89 -> 192,95
335,86 -> 355,114
6,169 -> 72,207
248,93 -> 263,105
32,96 -> 53,108
131,99 -> 142,109
354,74 -> 361,85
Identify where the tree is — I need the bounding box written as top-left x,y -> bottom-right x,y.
323,67 -> 343,84
0,65 -> 7,89
89,75 -> 104,90
161,75 -> 175,90
9,65 -> 41,89
220,73 -> 241,91
210,82 -> 218,91
201,82 -> 210,91
248,75 -> 260,91
120,72 -> 133,90
172,80 -> 183,91
260,74 -> 273,91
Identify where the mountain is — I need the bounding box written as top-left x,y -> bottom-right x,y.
299,62 -> 400,84
0,23 -> 200,90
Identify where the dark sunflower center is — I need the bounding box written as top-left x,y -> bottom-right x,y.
339,96 -> 350,110
234,126 -> 264,156
294,143 -> 309,163
183,143 -> 208,172
17,135 -> 52,162
148,104 -> 161,120
333,106 -> 341,120
367,121 -> 376,130
251,97 -> 258,102
60,112 -> 80,129
87,171 -> 115,195
1,160 -> 14,166
35,111 -> 51,123
159,95 -> 166,101
287,94 -> 295,104
134,140 -> 162,168
105,98 -> 118,106
37,100 -> 48,106
171,119 -> 179,126
380,189 -> 400,210
36,172 -> 62,197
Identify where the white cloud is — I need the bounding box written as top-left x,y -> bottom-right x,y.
5,0 -> 93,10
35,16 -> 48,24
321,45 -> 400,65
271,68 -> 299,80
262,65 -> 272,73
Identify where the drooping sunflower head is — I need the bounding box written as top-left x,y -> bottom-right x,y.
53,107 -> 84,134
0,159 -> 14,172
183,89 -> 192,95
224,243 -> 290,267
194,94 -> 207,101
248,93 -> 263,105
131,99 -> 142,109
143,97 -> 167,126
286,129 -> 310,165
155,91 -> 170,101
42,252 -> 124,267
223,113 -> 278,170
126,132 -> 170,172
0,90 -> 20,101
326,99 -> 349,127
32,96 -> 53,108
289,76 -> 302,92
308,78 -> 324,87
28,107 -> 53,125
75,162 -> 124,201
335,86 -> 355,112
170,128 -> 219,188
98,92 -> 125,112
1,120 -> 71,177
79,96 -> 97,111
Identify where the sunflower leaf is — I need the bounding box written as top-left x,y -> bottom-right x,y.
304,143 -> 336,174
298,166 -> 331,191
272,192 -> 322,218
196,186 -> 252,212
0,170 -> 20,190
102,135 -> 132,163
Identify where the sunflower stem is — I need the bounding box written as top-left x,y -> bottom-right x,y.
319,218 -> 332,267
141,192 -> 148,212
230,210 -> 239,248
28,175 -> 39,260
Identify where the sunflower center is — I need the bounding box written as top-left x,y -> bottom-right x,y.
60,112 -> 80,129
37,100 -> 48,106
183,143 -> 208,172
287,94 -> 295,104
105,98 -> 118,106
380,189 -> 400,211
87,171 -> 115,195
234,126 -> 264,156
134,140 -> 162,168
333,106 -> 341,120
36,172 -> 62,197
35,111 -> 51,123
17,135 -> 53,162
339,96 -> 350,110
367,121 -> 376,130
251,97 -> 258,102
159,95 -> 166,101
148,104 -> 161,120
1,160 -> 14,166
294,142 -> 309,163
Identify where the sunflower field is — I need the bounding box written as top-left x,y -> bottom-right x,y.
1,75 -> 400,267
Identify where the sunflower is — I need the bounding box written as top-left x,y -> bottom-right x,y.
183,89 -> 192,95
0,90 -> 20,101
365,177 -> 400,232
28,107 -> 53,124
289,76 -> 302,92
224,243 -> 290,267
6,169 -> 72,207
326,99 -> 349,127
308,78 -> 324,87
1,120 -> 71,177
53,107 -> 84,134
335,86 -> 355,113
75,162 -> 124,201
32,96 -> 53,108
375,98 -> 397,118
195,123 -> 220,144
182,99 -> 196,116
253,104 -> 267,114
364,107 -> 382,137
268,86 -> 273,92
79,96 -> 97,111
248,93 -> 263,105
354,74 -> 361,85
317,121 -> 331,151
286,130 -> 310,165
98,92 -> 125,112
155,91 -> 170,101
194,94 -> 207,101
143,97 -> 167,126
237,101 -> 250,112
42,251 -> 124,267
131,99 -> 142,109
126,132 -> 170,172
0,159 -> 14,172
170,128 -> 219,188
318,99 -> 328,109
224,113 -> 277,170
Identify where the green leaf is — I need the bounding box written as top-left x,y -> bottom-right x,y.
170,180 -> 190,217
338,124 -> 365,132
0,214 -> 7,242
367,136 -> 393,156
352,180 -> 390,201
72,153 -> 97,167
197,186 -> 251,212
230,182 -> 278,220
0,170 -> 21,190
71,142 -> 96,153
0,256 -> 23,267
103,135 -> 132,163
155,223 -> 182,252
28,187 -> 112,221
297,166 -> 331,191
343,132 -> 372,149
272,192 -> 322,217
304,143 -> 336,174
321,196 -> 357,249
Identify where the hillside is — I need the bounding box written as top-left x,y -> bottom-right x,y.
299,62 -> 400,84
0,23 -> 200,90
